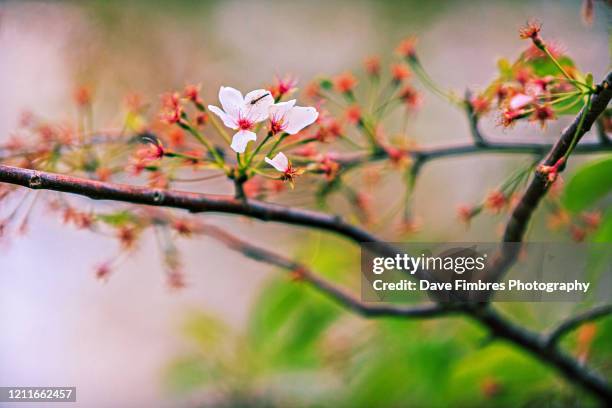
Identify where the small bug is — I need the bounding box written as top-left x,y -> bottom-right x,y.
249,92 -> 270,105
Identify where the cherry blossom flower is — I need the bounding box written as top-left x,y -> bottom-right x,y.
265,152 -> 290,173
265,152 -> 303,186
457,205 -> 476,225
345,105 -> 362,124
537,157 -> 564,184
519,20 -> 542,41
95,262 -> 112,281
499,109 -> 524,128
207,86 -> 274,153
398,216 -> 422,235
581,211 -> 601,230
363,56 -> 381,77
470,95 -> 491,115
183,84 -> 202,105
396,37 -> 417,59
484,190 -> 507,213
318,155 -> 340,180
73,85 -> 92,107
168,129 -> 185,147
530,104 -> 556,128
391,63 -> 411,82
268,100 -> 318,135
95,168 -> 111,182
269,75 -> 298,99
160,92 -> 183,124
333,72 -> 358,94
117,225 -> 138,250
172,218 -> 203,237
570,224 -> 586,242
384,145 -> 410,167
399,85 -> 422,110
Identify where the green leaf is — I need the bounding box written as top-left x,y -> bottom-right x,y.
164,356 -> 213,394
182,310 -> 230,349
526,55 -> 576,78
319,78 -> 333,90
448,344 -> 555,406
562,157 -> 612,212
553,93 -> 584,116
96,211 -> 137,226
594,210 -> 612,242
496,58 -> 513,80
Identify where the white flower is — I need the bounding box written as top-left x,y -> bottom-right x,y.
208,86 -> 274,153
265,152 -> 302,187
265,152 -> 289,172
269,100 -> 318,135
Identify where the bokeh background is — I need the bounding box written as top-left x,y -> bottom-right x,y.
0,0 -> 610,407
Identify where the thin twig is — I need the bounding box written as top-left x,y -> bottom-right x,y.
545,304 -> 612,347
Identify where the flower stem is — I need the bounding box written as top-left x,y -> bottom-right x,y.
179,121 -> 225,168
207,112 -> 232,144
563,94 -> 593,161
407,56 -> 463,107
243,131 -> 273,169
540,46 -> 592,91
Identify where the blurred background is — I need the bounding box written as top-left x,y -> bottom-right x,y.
0,0 -> 610,406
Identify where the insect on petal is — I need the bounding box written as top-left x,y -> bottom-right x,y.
244,89 -> 274,123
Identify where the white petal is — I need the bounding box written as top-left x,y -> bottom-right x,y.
283,106 -> 319,134
265,152 -> 289,172
230,130 -> 257,153
219,86 -> 244,118
207,105 -> 238,129
509,94 -> 534,110
269,100 -> 296,122
244,89 -> 272,105
243,89 -> 274,123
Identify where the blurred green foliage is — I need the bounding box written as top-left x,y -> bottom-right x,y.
164,234 -> 610,407
563,157 -> 612,213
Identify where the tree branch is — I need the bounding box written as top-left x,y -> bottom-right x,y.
202,223 -> 455,319
0,69 -> 610,404
198,223 -> 612,401
196,224 -> 612,402
504,72 -> 612,243
545,304 -> 612,347
334,140 -> 612,169
0,164 -> 384,244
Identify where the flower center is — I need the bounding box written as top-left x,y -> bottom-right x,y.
237,117 -> 253,130
270,115 -> 286,134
